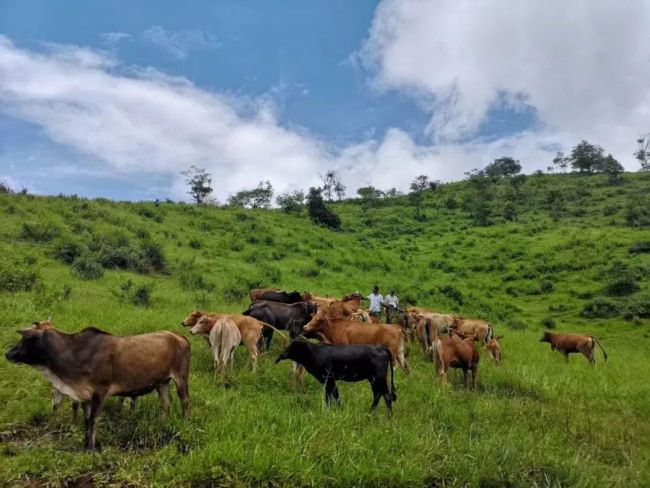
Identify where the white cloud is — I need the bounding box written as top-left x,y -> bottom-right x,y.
142,26 -> 219,60
360,0 -> 650,158
101,32 -> 131,47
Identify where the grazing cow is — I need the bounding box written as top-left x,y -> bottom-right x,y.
303,311 -> 410,374
540,331 -> 607,364
432,332 -> 480,389
181,310 -> 273,371
487,335 -> 503,363
396,310 -> 418,342
5,326 -> 190,450
191,317 -> 241,378
249,287 -> 281,302
449,317 -> 493,344
257,290 -> 306,304
243,301 -> 317,348
276,339 -> 396,414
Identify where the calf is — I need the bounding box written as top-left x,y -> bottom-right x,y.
5,326 -> 190,450
191,317 -> 241,379
540,331 -> 607,364
432,333 -> 480,389
303,311 -> 410,374
276,339 -> 396,414
487,335 -> 503,363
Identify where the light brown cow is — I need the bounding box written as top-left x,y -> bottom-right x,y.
249,287 -> 281,302
415,313 -> 455,359
191,316 -> 241,379
540,331 -> 607,364
432,331 -> 479,389
303,311 -> 410,374
5,324 -> 190,450
486,335 -> 503,363
449,317 -> 493,344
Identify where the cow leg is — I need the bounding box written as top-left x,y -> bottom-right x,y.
85,393 -> 106,451
72,402 -> 80,422
463,369 -> 469,388
470,365 -> 477,390
130,398 -> 136,410
157,382 -> 171,419
52,389 -> 65,412
263,328 -> 274,351
369,381 -> 383,412
244,340 -> 259,372
398,348 -> 411,375
563,352 -> 570,363
324,378 -> 337,407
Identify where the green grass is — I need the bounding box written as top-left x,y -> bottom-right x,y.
0,172 -> 649,487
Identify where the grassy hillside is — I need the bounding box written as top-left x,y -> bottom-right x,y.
0,172 -> 649,487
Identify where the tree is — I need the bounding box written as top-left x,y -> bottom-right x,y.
409,175 -> 430,220
227,180 -> 274,208
182,166 -> 213,204
306,187 -> 341,230
357,186 -> 383,219
484,157 -> 522,178
276,190 -> 305,214
552,152 -> 569,172
597,154 -> 624,183
384,187 -> 403,198
320,170 -> 346,201
569,140 -> 605,173
634,134 -> 650,171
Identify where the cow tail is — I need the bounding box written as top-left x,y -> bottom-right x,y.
486,324 -> 493,344
389,354 -> 397,401
591,336 -> 608,362
432,338 -> 443,373
259,321 -> 290,344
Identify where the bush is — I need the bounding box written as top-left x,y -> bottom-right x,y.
188,239 -> 202,250
20,221 -> 60,242
506,319 -> 527,331
72,256 -> 104,280
114,279 -> 153,306
178,268 -> 214,292
52,237 -> 85,264
307,187 -> 341,230
629,241 -> 650,254
582,297 -> 619,318
622,294 -> 650,320
540,317 -> 556,329
0,266 -> 40,292
604,277 -> 639,297
439,285 -> 463,304
540,280 -> 555,294
137,240 -> 166,273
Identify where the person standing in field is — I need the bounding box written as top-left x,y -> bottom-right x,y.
384,289 -> 399,323
365,285 -> 385,320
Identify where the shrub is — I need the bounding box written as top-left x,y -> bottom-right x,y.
540,317 -> 556,329
622,294 -> 650,320
439,285 -> 463,304
540,280 -> 555,294
20,221 -> 60,242
0,266 -> 40,292
604,277 -> 639,297
582,297 -> 619,318
306,187 -> 341,230
52,237 -> 85,264
72,256 -> 104,280
506,319 -> 527,331
629,241 -> 650,254
188,239 -> 202,250
131,283 -> 153,306
137,241 -> 166,273
178,268 -> 214,292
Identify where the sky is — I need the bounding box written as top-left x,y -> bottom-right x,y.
0,0 -> 649,201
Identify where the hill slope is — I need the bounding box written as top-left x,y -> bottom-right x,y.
0,172 -> 649,486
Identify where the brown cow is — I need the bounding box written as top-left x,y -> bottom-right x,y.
540,331 -> 607,364
303,311 -> 410,374
5,325 -> 190,450
191,316 -> 241,379
486,335 -> 503,363
249,287 -> 281,302
415,313 -> 454,359
449,317 -> 493,344
432,331 -> 479,389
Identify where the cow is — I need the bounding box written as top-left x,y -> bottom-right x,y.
243,301 -> 318,348
431,332 -> 480,389
396,310 -> 418,342
5,325 -> 190,450
449,317 -> 493,344
303,311 -> 410,374
181,310 -> 276,372
257,290 -> 307,304
276,339 -> 396,414
487,335 -> 503,363
539,331 -> 608,364
191,316 -> 241,379
415,313 -> 455,359
249,287 -> 281,301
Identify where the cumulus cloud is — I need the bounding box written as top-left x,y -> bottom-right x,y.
360,0 -> 650,158
142,26 -> 219,60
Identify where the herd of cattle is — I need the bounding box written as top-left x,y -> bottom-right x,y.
4,286 -> 607,450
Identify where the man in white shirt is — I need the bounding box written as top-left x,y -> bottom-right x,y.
384,289 -> 399,323
365,286 -> 385,319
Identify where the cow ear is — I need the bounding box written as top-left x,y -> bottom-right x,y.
497,335 -> 504,340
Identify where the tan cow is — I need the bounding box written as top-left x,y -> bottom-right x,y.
486,335 -> 503,363
432,332 -> 480,389
249,287 -> 281,301
449,317 -> 493,344
191,316 -> 241,379
303,311 -> 410,374
415,313 -> 455,359
540,331 -> 607,364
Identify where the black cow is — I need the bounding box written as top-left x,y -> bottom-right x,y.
276,339 -> 396,414
257,290 -> 304,304
243,300 -> 317,349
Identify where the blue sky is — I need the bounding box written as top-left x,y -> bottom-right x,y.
0,0 -> 648,200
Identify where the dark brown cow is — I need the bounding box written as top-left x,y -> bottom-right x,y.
303,310 -> 410,374
5,324 -> 190,450
249,287 -> 281,301
432,332 -> 480,389
540,331 -> 607,364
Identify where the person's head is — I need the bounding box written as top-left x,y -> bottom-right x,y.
372,285 -> 379,294
390,289 -> 396,296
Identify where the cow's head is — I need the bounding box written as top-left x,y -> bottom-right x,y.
275,338 -> 309,363
303,311 -> 328,333
181,310 -> 204,328
301,292 -> 313,302
5,328 -> 48,365
487,335 -> 503,363
540,331 -> 554,343
190,315 -> 215,336
31,319 -> 54,330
